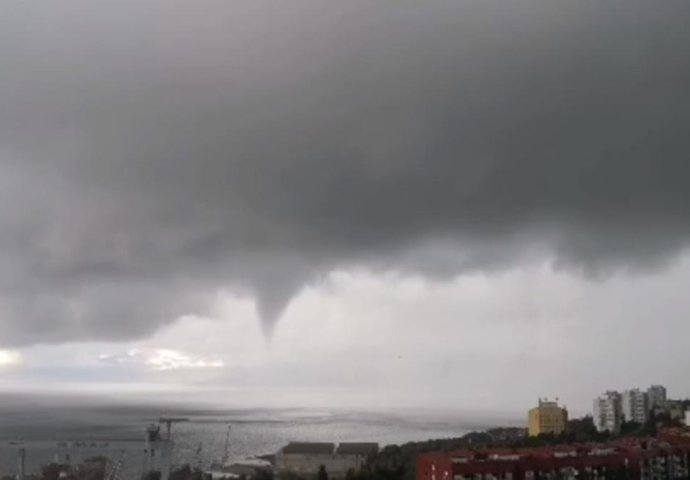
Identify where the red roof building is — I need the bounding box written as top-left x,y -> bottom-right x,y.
417,438 -> 690,480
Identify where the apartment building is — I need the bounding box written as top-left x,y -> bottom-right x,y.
648,385 -> 668,411
623,389 -> 650,424
594,391 -> 623,433
528,399 -> 568,437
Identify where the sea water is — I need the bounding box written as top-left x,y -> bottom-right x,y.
0,399 -> 521,478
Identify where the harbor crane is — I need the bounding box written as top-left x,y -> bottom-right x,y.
107,457 -> 123,480
159,417 -> 189,480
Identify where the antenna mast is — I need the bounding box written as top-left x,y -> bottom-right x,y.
222,425 -> 232,465
17,443 -> 26,480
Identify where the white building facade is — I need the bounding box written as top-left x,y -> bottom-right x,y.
622,388 -> 649,424
276,442 -> 379,479
593,391 -> 622,433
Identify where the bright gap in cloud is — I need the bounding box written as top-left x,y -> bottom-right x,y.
0,350 -> 21,367
146,349 -> 224,371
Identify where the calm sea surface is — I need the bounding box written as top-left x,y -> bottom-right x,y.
0,398 -> 521,477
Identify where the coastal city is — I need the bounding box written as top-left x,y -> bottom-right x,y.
5,385 -> 690,480
418,385 -> 690,480
2,1 -> 690,480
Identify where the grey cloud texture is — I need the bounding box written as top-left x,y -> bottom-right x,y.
1,0 -> 690,345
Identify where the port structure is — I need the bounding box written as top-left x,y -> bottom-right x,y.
159,417 -> 189,480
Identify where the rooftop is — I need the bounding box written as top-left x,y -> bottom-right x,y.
282,442 -> 335,455
420,436 -> 690,465
336,443 -> 379,455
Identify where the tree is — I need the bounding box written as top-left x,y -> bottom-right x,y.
254,470 -> 275,480
277,472 -> 302,480
170,464 -> 205,480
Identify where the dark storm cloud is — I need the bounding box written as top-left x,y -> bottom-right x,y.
1,0 -> 689,345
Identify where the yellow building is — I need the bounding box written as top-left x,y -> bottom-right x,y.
528,399 -> 568,437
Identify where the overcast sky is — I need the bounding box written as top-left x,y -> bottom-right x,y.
1,0 -> 690,414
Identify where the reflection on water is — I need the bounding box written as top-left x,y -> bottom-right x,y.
0,400 -> 520,478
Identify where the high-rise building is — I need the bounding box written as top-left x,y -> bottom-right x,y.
593,391 -> 622,433
648,385 -> 667,411
622,388 -> 649,424
528,398 -> 568,437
